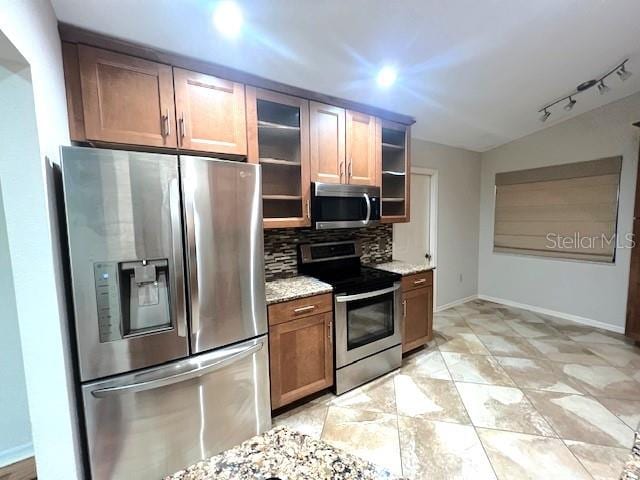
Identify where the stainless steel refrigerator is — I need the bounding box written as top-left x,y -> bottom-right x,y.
60,146 -> 271,479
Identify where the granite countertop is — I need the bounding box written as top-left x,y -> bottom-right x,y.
265,276 -> 333,305
370,260 -> 435,276
166,426 -> 402,480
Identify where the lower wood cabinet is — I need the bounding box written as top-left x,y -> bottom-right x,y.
401,271 -> 434,353
268,294 -> 334,409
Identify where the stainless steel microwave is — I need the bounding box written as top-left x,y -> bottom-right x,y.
311,182 -> 381,229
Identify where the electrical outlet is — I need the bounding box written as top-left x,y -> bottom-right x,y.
459,273 -> 463,283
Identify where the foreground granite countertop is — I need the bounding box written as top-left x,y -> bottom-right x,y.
370,260 -> 435,276
265,276 -> 333,305
166,426 -> 402,480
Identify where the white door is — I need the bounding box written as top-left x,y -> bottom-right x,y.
393,172 -> 432,264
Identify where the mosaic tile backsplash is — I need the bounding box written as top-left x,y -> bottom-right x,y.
263,224 -> 393,281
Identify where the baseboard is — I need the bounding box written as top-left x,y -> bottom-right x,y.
477,294 -> 625,334
0,444 -> 33,470
436,295 -> 478,312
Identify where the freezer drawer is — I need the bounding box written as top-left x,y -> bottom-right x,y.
181,156 -> 268,353
81,336 -> 271,480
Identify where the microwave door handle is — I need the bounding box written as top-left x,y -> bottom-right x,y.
363,192 -> 371,225
335,283 -> 400,303
90,340 -> 264,398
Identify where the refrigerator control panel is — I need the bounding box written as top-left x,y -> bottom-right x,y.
93,262 -> 122,342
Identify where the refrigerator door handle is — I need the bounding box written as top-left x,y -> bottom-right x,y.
169,178 -> 187,338
91,340 -> 264,398
183,170 -> 200,337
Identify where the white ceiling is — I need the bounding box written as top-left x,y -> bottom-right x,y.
51,0 -> 640,152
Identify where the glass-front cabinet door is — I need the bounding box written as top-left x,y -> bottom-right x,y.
246,87 -> 311,228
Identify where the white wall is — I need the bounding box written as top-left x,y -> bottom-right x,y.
0,182 -> 33,466
479,93 -> 640,332
411,138 -> 481,308
0,0 -> 83,477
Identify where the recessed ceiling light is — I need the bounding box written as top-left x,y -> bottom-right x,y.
376,66 -> 397,88
213,1 -> 243,39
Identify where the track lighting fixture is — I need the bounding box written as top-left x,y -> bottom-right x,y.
618,64 -> 632,81
540,109 -> 551,122
564,96 -> 576,111
537,58 -> 631,121
597,80 -> 610,95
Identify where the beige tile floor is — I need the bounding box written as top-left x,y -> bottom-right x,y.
274,299 -> 638,479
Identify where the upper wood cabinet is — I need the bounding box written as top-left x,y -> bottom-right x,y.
310,102 -> 346,184
173,68 -> 247,155
346,111 -> 380,186
77,45 -> 177,147
381,120 -> 411,223
309,104 -> 380,187
246,87 -> 311,228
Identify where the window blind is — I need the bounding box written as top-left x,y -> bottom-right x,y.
493,156 -> 622,262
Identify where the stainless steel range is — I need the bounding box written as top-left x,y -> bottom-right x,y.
299,240 -> 402,394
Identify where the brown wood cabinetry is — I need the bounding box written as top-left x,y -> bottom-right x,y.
310,102 -> 346,184
268,294 -> 333,409
247,87 -> 311,228
77,45 -> 177,147
310,104 -> 381,187
401,271 -> 433,353
173,68 -> 247,155
346,111 -> 380,186
61,29 -> 414,224
381,121 -> 411,222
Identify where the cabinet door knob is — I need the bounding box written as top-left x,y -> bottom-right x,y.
179,112 -> 186,139
161,109 -> 171,137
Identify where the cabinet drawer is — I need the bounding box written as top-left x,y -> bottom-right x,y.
268,293 -> 333,326
401,270 -> 433,292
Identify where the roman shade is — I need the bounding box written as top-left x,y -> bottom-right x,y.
494,156 -> 622,262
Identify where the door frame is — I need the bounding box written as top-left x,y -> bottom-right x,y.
394,166 -> 439,306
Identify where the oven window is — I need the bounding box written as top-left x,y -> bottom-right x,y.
316,197 -> 366,222
346,292 -> 394,350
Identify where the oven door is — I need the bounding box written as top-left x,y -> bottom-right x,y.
312,182 -> 380,229
334,282 -> 402,368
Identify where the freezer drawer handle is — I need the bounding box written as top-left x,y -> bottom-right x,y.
335,284 -> 399,303
90,341 -> 264,398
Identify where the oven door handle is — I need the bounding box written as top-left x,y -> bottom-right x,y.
363,192 -> 371,225
335,284 -> 400,303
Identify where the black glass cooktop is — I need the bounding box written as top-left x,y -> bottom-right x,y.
306,265 -> 401,295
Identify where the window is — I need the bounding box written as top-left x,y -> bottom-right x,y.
493,156 -> 622,263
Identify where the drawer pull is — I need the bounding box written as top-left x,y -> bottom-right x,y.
293,305 -> 316,314
413,278 -> 427,285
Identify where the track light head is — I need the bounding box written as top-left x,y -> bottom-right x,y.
617,65 -> 632,81
564,97 -> 577,111
540,109 -> 551,122
598,80 -> 610,95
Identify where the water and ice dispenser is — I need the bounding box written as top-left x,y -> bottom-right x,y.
93,259 -> 171,343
